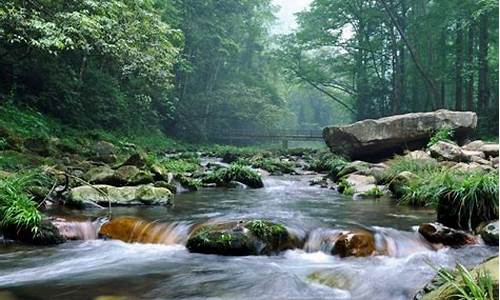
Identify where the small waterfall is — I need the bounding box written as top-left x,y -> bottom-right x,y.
373,227 -> 434,257
303,228 -> 343,253
98,217 -> 192,245
51,218 -> 102,240
303,227 -> 434,257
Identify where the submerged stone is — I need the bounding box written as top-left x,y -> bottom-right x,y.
479,220 -> 499,246
332,230 -> 376,257
418,223 -> 476,248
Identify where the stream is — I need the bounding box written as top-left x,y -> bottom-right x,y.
0,175 -> 497,300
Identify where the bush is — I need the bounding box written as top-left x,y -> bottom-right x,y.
203,164 -> 263,188
236,156 -> 295,174
337,178 -> 355,196
161,158 -> 200,173
308,152 -> 348,178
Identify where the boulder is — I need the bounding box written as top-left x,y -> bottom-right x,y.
463,140 -> 499,158
418,223 -> 476,248
332,230 -> 376,257
429,141 -> 468,162
113,165 -> 154,186
93,141 -> 117,163
83,165 -> 115,184
479,220 -> 499,246
66,184 -> 172,207
323,110 -> 477,160
336,160 -> 387,183
338,174 -> 378,198
404,150 -> 433,160
186,220 -> 301,256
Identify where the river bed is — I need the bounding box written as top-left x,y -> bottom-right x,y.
0,175 -> 497,300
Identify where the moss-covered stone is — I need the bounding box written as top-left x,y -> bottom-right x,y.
186,220 -> 301,256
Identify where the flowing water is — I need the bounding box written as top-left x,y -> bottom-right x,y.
0,175 -> 497,300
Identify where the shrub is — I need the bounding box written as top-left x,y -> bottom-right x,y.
427,125 -> 454,147
161,158 -> 200,173
337,179 -> 355,196
364,186 -> 384,198
236,156 -> 295,174
308,152 -> 348,178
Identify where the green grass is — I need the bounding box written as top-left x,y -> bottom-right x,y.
427,125 -> 454,147
436,263 -> 495,300
400,170 -> 498,230
0,171 -> 48,237
308,151 -> 348,179
160,157 -> 200,173
245,220 -> 287,243
382,155 -> 440,182
236,156 -> 295,174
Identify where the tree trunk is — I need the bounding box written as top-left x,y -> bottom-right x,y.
477,12 -> 489,112
454,23 -> 464,111
465,23 -> 474,111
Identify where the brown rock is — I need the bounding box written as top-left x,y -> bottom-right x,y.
332,230 -> 376,257
418,223 -> 477,248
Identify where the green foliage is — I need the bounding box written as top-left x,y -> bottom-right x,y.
175,175 -> 201,191
236,156 -> 295,175
436,263 -> 495,300
428,126 -> 454,147
0,171 -> 46,237
400,170 -> 498,229
203,164 -> 263,188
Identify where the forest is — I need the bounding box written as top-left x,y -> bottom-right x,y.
0,1 -> 499,300
1,0 -> 498,139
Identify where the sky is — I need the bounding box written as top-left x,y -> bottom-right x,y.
271,0 -> 313,34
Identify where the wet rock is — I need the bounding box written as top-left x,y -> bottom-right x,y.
93,141 -> 117,163
336,161 -> 387,182
332,230 -> 376,257
418,223 -> 476,248
186,220 -> 301,256
429,141 -> 468,162
479,220 -> 499,246
388,171 -> 417,199
67,184 -> 172,207
307,271 -> 352,290
99,217 -> 188,245
150,164 -> 173,182
2,220 -> 65,245
323,110 -> 477,160
309,176 -> 335,189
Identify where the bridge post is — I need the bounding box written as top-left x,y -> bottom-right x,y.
281,139 -> 288,150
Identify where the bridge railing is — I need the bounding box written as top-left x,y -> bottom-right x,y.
209,128 -> 324,139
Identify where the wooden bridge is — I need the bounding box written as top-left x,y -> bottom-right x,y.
210,129 -> 324,149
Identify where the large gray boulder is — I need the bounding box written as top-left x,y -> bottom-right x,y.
323,110 -> 477,160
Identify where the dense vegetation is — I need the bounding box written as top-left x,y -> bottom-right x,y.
278,0 -> 499,136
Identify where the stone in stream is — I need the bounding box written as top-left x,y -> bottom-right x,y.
388,171 -> 418,199
1,220 -> 65,245
332,230 -> 376,257
66,184 -> 172,207
186,220 -> 302,256
479,220 -> 499,246
418,223 -> 477,248
323,109 -> 477,160
429,141 -> 470,162
83,165 -> 154,186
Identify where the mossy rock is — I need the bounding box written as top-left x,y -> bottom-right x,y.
186,220 -> 301,256
2,220 -> 65,245
202,165 -> 264,189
